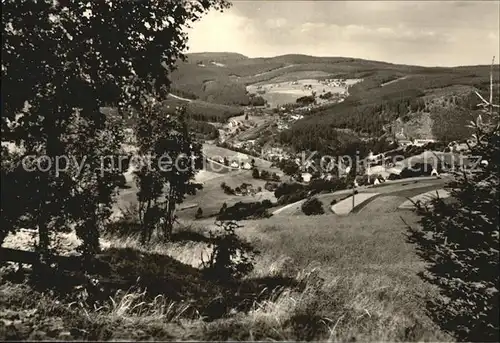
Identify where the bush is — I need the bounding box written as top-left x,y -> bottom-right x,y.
274,182 -> 306,199
195,207 -> 203,219
219,202 -> 228,214
271,172 -> 281,182
264,182 -> 279,192
259,170 -> 270,180
216,201 -> 274,221
296,95 -> 315,105
400,163 -> 434,178
220,182 -> 235,195
301,197 -> 325,216
388,173 -> 401,180
252,168 -> 260,179
308,178 -> 346,195
201,221 -> 260,282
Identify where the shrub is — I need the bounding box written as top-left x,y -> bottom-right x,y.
301,197 -> 325,216
195,207 -> 203,219
308,178 -> 346,195
252,168 -> 260,179
216,201 -> 273,221
400,163 -> 434,178
388,173 -> 401,180
220,182 -> 235,195
219,202 -> 228,214
264,182 -> 279,192
271,172 -> 281,182
274,182 -> 306,199
201,221 -> 260,282
260,170 -> 270,180
296,95 -> 315,105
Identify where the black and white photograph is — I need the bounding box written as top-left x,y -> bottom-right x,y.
1,0 -> 499,341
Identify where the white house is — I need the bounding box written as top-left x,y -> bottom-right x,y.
242,162 -> 252,170
301,172 -> 312,183
413,139 -> 436,147
230,161 -> 239,169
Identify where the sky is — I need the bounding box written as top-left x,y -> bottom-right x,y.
186,0 -> 500,67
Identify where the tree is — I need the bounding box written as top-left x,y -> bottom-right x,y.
134,104 -> 203,243
219,202 -> 228,214
277,158 -> 300,178
301,197 -> 324,216
1,0 -> 230,258
195,207 -> 203,219
408,66 -> 499,341
252,168 -> 260,179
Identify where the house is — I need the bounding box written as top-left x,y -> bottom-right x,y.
398,140 -> 413,148
301,172 -> 312,183
374,178 -> 380,185
431,168 -> 439,176
230,161 -> 239,169
413,139 -> 436,147
242,162 -> 252,170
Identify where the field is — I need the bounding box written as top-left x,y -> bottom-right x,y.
202,143 -> 274,169
246,78 -> 357,108
1,209 -> 450,341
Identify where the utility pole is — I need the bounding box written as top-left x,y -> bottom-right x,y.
352,181 -> 355,210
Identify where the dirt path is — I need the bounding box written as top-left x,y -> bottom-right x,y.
381,76 -> 408,87
168,93 -> 193,102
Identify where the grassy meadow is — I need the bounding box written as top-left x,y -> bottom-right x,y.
1,210 -> 451,341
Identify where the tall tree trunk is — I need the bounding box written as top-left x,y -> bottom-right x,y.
163,189 -> 176,242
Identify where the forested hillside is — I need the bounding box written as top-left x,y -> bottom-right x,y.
278,65 -> 499,153
166,53 -> 500,154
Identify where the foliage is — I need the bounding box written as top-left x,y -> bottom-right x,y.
407,85 -> 499,341
400,163 -> 435,179
431,108 -> 475,144
308,177 -> 347,195
1,0 -> 229,259
252,168 -> 260,179
296,95 -> 315,105
195,207 -> 203,219
274,182 -> 306,200
201,221 -> 260,281
188,120 -> 219,140
134,104 -> 203,243
220,182 -> 236,195
301,197 -> 325,216
276,158 -> 300,177
161,98 -> 243,123
217,201 -> 273,221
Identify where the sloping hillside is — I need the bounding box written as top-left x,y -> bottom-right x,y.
168,52 -> 499,152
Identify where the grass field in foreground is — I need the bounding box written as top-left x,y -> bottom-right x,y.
1,210 -> 450,340
185,211 -> 449,340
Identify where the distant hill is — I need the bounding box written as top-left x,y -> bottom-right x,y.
167,52 -> 499,153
